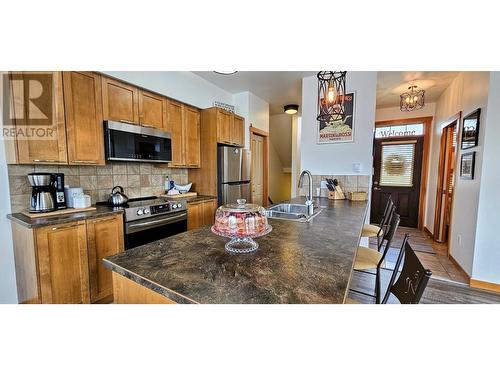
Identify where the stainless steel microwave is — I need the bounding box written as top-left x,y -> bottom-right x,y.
104,121 -> 172,163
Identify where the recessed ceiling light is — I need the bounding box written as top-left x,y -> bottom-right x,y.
284,104 -> 299,114
214,71 -> 238,75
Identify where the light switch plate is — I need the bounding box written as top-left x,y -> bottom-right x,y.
352,162 -> 362,173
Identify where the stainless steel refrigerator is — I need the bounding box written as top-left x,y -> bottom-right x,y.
217,146 -> 251,206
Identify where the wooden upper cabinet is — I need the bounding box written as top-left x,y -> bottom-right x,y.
184,106 -> 201,168
101,77 -> 139,123
232,115 -> 245,146
217,109 -> 232,144
9,71 -> 68,164
86,215 -> 124,303
138,90 -> 167,129
166,100 -> 185,167
35,221 -> 90,304
63,71 -> 105,165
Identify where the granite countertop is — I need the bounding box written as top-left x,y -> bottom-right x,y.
7,205 -> 124,228
178,194 -> 217,203
104,197 -> 368,304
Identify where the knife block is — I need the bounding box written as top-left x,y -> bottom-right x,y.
328,191 -> 345,200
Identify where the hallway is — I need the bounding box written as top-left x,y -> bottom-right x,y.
369,227 -> 469,284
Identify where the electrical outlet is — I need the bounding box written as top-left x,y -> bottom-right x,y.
320,180 -> 328,188
457,235 -> 462,246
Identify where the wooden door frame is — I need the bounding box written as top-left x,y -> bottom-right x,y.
433,112 -> 461,247
249,125 -> 269,206
375,116 -> 432,230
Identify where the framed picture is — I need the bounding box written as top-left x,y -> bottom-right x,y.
317,92 -> 355,144
460,152 -> 475,179
461,108 -> 481,149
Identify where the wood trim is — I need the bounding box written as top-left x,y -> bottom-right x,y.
470,279 -> 500,293
423,226 -> 433,238
433,112 -> 461,245
448,254 -> 471,283
375,116 -> 432,230
112,272 -> 175,304
249,125 -> 269,206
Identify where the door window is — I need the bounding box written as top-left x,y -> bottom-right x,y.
380,141 -> 416,187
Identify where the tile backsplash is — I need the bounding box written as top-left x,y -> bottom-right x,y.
299,174 -> 371,198
7,162 -> 188,213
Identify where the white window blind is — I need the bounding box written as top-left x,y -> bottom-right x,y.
380,141 -> 416,187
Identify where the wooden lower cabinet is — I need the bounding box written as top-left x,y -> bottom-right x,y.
35,221 -> 90,304
12,213 -> 124,304
86,215 -> 125,303
187,199 -> 217,230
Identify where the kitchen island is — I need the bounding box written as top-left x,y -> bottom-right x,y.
103,197 -> 368,304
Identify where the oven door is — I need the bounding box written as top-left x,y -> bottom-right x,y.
125,211 -> 187,249
105,121 -> 172,162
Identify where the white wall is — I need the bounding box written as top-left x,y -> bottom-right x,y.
233,91 -> 269,150
376,102 -> 436,123
103,71 -> 234,110
291,116 -> 302,198
0,73 -> 19,303
300,72 -> 378,175
472,72 -> 500,284
428,72 -> 490,275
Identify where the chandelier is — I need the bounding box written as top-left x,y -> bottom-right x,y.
317,71 -> 347,122
400,84 -> 425,112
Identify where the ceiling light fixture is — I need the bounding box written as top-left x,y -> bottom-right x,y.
400,84 -> 425,112
317,71 -> 347,122
214,71 -> 238,75
284,104 -> 299,114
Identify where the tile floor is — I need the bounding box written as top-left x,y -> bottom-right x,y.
369,226 -> 469,284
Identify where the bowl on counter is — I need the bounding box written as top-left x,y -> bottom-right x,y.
211,199 -> 272,254
174,182 -> 192,194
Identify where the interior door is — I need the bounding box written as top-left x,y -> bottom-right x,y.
371,136 -> 424,228
251,134 -> 264,206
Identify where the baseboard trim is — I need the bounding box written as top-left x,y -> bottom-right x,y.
470,279 -> 500,293
448,254 -> 471,282
423,226 -> 433,239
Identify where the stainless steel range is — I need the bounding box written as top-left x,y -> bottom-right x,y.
121,196 -> 188,249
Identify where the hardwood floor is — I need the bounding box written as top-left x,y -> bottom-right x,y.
348,268 -> 500,304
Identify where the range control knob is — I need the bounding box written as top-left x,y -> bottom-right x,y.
137,209 -> 144,216
177,204 -> 182,209
172,204 -> 178,209
144,208 -> 150,214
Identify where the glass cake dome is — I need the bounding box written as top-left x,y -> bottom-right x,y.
211,199 -> 272,253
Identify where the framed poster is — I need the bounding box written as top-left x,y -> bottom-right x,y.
317,92 -> 355,144
460,152 -> 475,180
461,108 -> 481,149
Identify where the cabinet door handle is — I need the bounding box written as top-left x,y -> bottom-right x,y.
72,160 -> 98,164
52,223 -> 80,230
119,119 -> 135,125
33,159 -> 57,163
141,123 -> 156,128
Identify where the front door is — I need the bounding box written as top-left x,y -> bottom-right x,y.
371,136 -> 424,228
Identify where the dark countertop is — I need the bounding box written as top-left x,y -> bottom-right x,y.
104,197 -> 368,304
7,206 -> 124,228
6,194 -> 215,228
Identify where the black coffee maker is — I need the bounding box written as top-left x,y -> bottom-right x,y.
27,173 -> 66,212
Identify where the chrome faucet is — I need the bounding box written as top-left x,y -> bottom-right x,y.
298,170 -> 314,216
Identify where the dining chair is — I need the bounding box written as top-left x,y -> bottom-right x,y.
346,234 -> 432,304
381,234 -> 432,304
351,210 -> 400,303
361,197 -> 394,250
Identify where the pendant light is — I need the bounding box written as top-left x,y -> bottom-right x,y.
400,84 -> 425,111
316,71 -> 347,122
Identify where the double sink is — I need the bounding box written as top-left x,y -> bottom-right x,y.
266,203 -> 322,223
